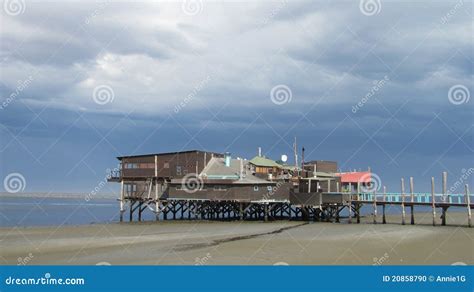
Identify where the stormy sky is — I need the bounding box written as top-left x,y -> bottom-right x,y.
0,0 -> 472,193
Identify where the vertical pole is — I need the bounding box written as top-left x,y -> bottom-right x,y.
129,201 -> 134,222
401,178 -> 406,225
373,189 -> 377,224
442,171 -> 447,202
120,180 -> 124,222
336,182 -> 340,193
357,182 -> 360,201
264,203 -> 268,222
348,192 -> 352,224
239,202 -> 243,221
431,177 -> 436,226
138,201 -> 143,222
410,177 -> 415,225
356,182 -> 360,223
382,186 -> 386,224
442,172 -> 447,226
154,156 -> 159,221
465,184 -> 471,228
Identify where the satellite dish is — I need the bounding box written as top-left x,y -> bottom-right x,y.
281,154 -> 288,162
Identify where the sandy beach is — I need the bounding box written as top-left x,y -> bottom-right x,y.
1,212 -> 472,266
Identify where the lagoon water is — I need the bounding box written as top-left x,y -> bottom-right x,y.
0,196 -> 122,227
0,195 -> 462,227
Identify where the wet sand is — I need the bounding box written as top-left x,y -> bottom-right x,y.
1,212 -> 472,265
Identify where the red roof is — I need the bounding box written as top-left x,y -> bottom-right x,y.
335,171 -> 371,183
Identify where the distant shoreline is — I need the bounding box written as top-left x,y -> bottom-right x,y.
0,192 -> 118,199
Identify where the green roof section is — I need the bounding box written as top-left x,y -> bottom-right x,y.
249,156 -> 282,168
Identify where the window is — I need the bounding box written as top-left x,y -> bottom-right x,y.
139,163 -> 154,169
125,163 -> 138,169
267,186 -> 273,191
176,166 -> 182,175
253,186 -> 259,191
176,185 -> 182,190
125,184 -> 137,193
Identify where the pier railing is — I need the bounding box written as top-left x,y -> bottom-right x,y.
357,192 -> 472,204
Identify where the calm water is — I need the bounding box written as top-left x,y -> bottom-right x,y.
0,196 -> 461,227
0,196 -> 123,227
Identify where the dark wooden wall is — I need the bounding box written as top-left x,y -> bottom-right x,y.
120,151 -> 221,179
165,182 -> 293,202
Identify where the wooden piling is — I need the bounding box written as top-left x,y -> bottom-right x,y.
129,201 -> 135,222
356,182 -> 360,223
155,180 -> 160,221
442,172 -> 447,226
401,178 -> 406,225
382,186 -> 386,224
410,177 -> 415,225
138,201 -> 143,221
465,184 -> 471,228
264,203 -> 268,222
373,189 -> 377,224
119,180 -> 124,222
431,177 -> 436,226
239,202 -> 243,220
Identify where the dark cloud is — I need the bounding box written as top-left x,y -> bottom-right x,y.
0,1 -> 472,192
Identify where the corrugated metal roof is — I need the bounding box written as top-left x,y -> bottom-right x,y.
249,156 -> 282,167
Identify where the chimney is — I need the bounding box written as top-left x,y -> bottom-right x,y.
224,152 -> 231,167
258,147 -> 262,157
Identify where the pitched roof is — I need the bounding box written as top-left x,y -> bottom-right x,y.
200,157 -> 271,184
249,156 -> 282,168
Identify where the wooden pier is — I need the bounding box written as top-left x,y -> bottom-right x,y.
108,153 -> 472,228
